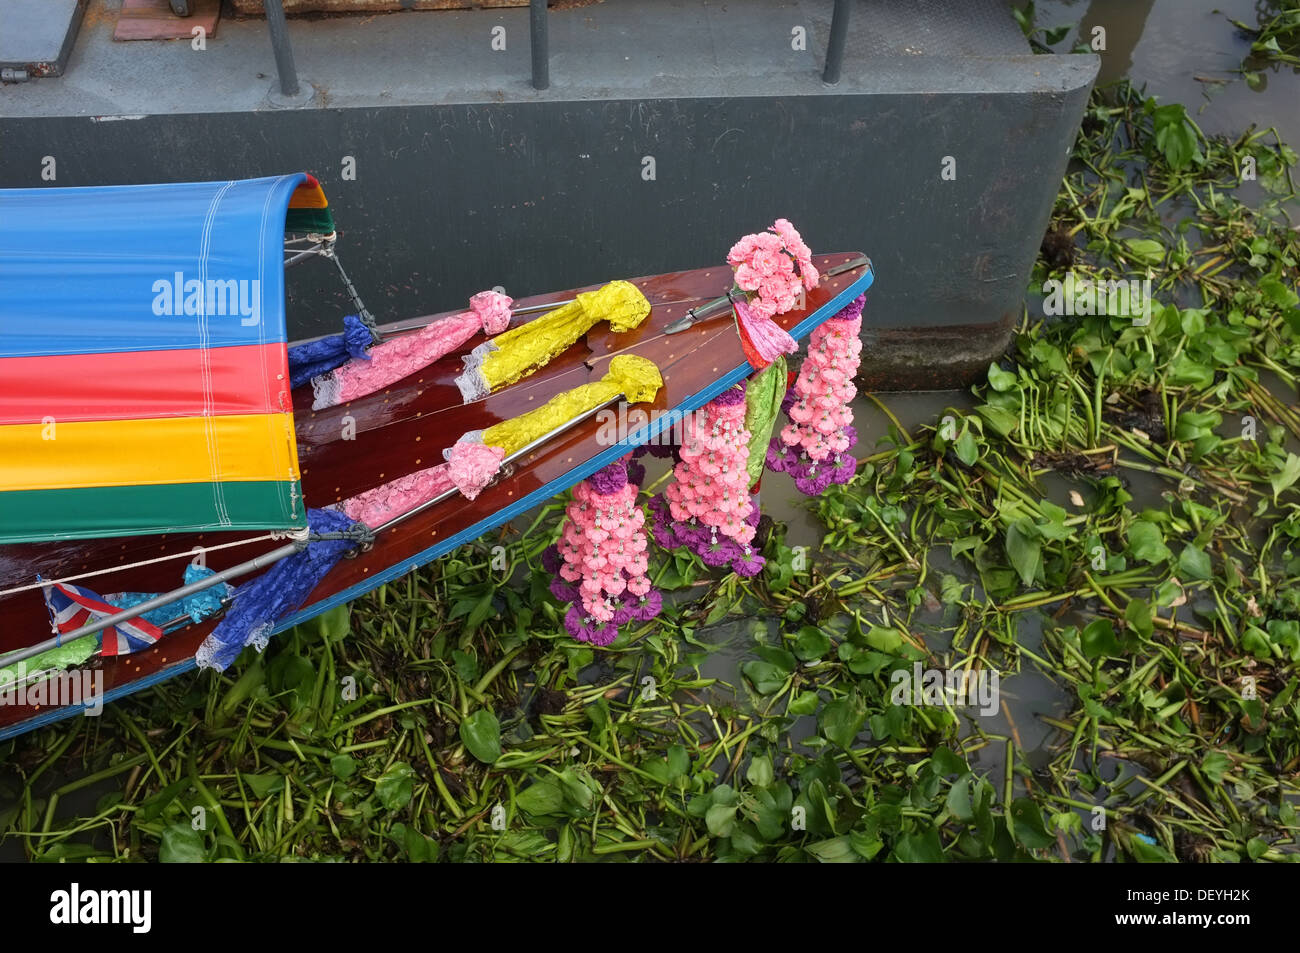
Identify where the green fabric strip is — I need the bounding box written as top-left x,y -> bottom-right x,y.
0,481 -> 306,544
0,638 -> 98,687
285,207 -> 335,235
745,357 -> 787,487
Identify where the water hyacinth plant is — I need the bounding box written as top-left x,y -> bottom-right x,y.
1,68 -> 1298,864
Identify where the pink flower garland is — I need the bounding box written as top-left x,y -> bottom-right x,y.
767,294 -> 865,495
727,218 -> 820,322
543,459 -> 660,646
649,385 -> 765,577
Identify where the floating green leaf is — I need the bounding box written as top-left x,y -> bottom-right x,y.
375,762 -> 414,811
460,710 -> 502,764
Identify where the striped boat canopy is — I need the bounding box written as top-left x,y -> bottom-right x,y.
0,174 -> 327,543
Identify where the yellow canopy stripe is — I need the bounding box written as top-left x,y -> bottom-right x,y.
481,355 -> 662,456
478,281 -> 651,393
0,413 -> 299,492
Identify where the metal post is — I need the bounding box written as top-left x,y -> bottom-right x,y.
530,0 -> 549,91
264,0 -> 301,97
823,0 -> 851,85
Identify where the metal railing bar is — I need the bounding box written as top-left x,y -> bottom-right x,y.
823,0 -> 851,85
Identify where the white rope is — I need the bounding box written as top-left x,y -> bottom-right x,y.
0,528 -> 309,600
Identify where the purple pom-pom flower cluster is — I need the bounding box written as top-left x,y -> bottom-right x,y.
542,457 -> 661,646
767,294 -> 865,495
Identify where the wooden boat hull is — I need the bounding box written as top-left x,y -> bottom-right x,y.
0,253 -> 873,738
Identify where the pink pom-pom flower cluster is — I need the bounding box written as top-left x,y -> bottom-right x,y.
468,289 -> 514,336
650,385 -> 765,577
767,294 -> 866,495
727,218 -> 821,321
544,459 -> 660,646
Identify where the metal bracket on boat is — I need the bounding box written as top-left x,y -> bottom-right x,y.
663,255 -> 873,335
283,233 -> 332,267
663,293 -> 734,335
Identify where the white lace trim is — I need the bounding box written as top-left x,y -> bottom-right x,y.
195,635 -> 222,671
311,371 -> 342,410
464,340 -> 498,369
444,430 -> 485,461
196,622 -> 274,671
454,341 -> 497,403
455,368 -> 490,403
247,622 -> 274,654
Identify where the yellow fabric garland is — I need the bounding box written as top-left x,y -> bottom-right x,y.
476,281 -> 651,394
481,355 -> 662,456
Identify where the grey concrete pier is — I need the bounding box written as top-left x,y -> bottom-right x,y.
0,0 -> 1098,387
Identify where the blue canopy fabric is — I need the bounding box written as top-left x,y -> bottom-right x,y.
0,174 -> 319,542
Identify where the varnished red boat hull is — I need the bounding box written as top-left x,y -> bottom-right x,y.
0,254 -> 873,738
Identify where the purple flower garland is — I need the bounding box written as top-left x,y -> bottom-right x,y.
766,294 -> 865,495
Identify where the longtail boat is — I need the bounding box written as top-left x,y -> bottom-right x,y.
0,173 -> 873,739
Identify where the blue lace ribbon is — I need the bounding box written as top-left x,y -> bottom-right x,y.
196,508 -> 360,671
286,315 -> 374,389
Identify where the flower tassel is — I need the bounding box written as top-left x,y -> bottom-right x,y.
650,383 -> 765,577
543,459 -> 660,646
767,294 -> 865,494
733,295 -> 797,370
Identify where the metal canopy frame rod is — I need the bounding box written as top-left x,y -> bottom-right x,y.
264,0 -> 301,97
0,540 -> 307,669
823,0 -> 852,85
530,0 -> 549,90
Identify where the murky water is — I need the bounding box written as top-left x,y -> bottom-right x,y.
1038,0 -> 1300,147
694,0 -> 1300,801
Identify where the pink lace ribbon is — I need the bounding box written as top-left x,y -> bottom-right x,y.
734,295 -> 797,367
312,291 -> 513,410
341,465 -> 456,527
445,441 -> 506,500
340,440 -> 507,527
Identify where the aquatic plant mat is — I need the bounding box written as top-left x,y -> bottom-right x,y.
1,78 -> 1297,864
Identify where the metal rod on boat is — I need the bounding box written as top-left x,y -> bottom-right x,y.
292,292 -> 705,346
283,244 -> 324,267
264,0 -> 301,97
378,296 -> 579,335
375,393 -> 627,534
0,540 -> 307,669
530,0 -> 550,91
823,0 -> 851,85
290,297 -> 580,344
664,255 -> 872,334
138,394 -> 636,631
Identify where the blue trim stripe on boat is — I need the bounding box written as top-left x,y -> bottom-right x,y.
274,265 -> 874,626
0,265 -> 872,741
